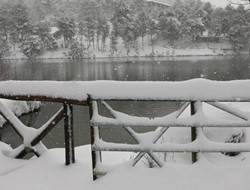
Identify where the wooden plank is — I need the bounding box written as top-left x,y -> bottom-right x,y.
88,98 -> 98,181
15,147 -> 29,159
191,101 -> 197,163
2,94 -> 250,104
0,95 -> 88,105
88,98 -> 250,102
93,144 -> 250,153
123,126 -> 163,167
31,108 -> 64,146
63,103 -> 75,165
207,102 -> 249,121
91,121 -> 250,128
0,109 -> 23,140
15,147 -> 40,159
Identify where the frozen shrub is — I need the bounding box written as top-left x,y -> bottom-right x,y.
67,42 -> 89,59
223,132 -> 244,156
20,35 -> 43,58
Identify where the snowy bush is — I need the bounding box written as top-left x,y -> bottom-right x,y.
67,42 -> 89,59
223,132 -> 245,156
20,35 -> 44,57
42,35 -> 58,50
20,35 -> 58,58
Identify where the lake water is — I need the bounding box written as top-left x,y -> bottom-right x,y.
1,55 -> 250,149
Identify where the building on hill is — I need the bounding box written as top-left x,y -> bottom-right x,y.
147,0 -> 172,8
145,0 -> 172,14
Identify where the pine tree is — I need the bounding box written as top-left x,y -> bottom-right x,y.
53,17 -> 76,48
96,17 -> 110,52
33,22 -> 58,50
83,17 -> 96,50
146,17 -> 158,55
158,12 -> 181,45
110,30 -> 118,56
136,12 -> 148,46
77,21 -> 85,45
10,3 -> 31,41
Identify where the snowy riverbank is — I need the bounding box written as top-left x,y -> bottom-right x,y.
4,38 -> 238,60
5,46 -> 227,60
36,46 -> 227,59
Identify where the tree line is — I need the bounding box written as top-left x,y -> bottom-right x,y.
0,0 -> 249,58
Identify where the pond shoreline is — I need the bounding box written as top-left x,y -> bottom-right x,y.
4,43 -> 249,61
3,51 -> 249,61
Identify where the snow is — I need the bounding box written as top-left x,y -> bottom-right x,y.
1,79 -> 250,102
5,30 -> 230,60
1,80 -> 250,189
0,99 -> 47,157
0,99 -> 40,127
91,104 -> 250,128
36,48 -> 69,59
6,44 -> 227,60
91,101 -> 250,154
1,145 -> 250,190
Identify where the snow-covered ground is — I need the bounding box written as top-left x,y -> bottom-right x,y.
5,34 -> 234,60
1,99 -> 250,189
1,80 -> 250,189
0,144 -> 250,190
6,44 -> 227,60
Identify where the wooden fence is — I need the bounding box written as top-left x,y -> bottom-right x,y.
0,97 -> 83,165
0,80 -> 250,180
89,99 -> 250,180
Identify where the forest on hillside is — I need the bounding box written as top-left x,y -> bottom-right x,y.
0,0 -> 249,58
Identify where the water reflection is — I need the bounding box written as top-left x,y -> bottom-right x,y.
0,61 -> 12,81
2,55 -> 250,81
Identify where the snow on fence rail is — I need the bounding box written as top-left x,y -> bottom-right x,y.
0,79 -> 250,101
88,99 -> 250,180
0,79 -> 250,180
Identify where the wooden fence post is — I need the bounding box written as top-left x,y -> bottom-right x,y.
190,101 -> 197,163
88,97 -> 98,180
63,103 -> 75,165
0,128 -> 2,141
87,97 -> 104,180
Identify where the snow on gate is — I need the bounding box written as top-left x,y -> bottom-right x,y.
0,78 -> 250,180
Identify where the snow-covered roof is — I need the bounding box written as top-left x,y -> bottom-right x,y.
146,0 -> 172,7
1,79 -> 250,103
